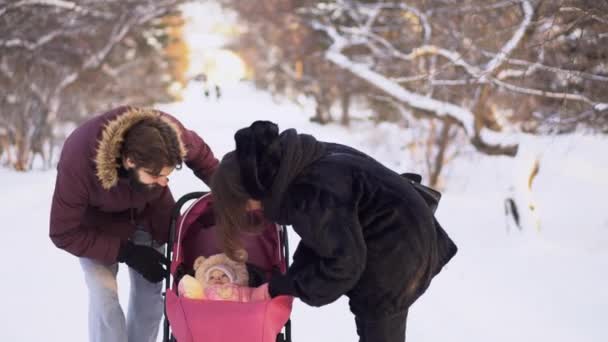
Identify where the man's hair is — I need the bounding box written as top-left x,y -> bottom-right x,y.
121,117 -> 183,174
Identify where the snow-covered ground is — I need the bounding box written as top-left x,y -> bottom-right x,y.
1,81 -> 607,341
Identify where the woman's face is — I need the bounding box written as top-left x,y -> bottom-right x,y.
246,199 -> 262,211
208,269 -> 231,285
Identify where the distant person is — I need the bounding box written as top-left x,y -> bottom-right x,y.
49,106 -> 219,342
214,84 -> 222,100
210,120 -> 458,342
194,73 -> 221,100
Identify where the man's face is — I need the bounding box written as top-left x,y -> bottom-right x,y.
134,166 -> 174,188
124,157 -> 174,191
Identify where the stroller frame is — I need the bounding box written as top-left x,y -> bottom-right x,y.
162,192 -> 292,342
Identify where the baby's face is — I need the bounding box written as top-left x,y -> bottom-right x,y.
208,269 -> 231,285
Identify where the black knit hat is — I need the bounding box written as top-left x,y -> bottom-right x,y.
234,121 -> 282,199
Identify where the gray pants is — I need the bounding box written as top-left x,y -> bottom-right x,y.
79,230 -> 164,342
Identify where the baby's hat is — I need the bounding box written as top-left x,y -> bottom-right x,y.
205,264 -> 235,283
193,253 -> 249,287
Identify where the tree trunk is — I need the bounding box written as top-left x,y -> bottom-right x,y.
13,130 -> 30,171
0,132 -> 12,166
429,119 -> 453,188
340,91 -> 351,126
311,93 -> 332,124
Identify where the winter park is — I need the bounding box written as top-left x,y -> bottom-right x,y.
1,1 -> 607,341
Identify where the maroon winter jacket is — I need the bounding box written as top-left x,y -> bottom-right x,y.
49,106 -> 219,264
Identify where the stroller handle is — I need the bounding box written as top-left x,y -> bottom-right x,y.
168,191 -> 208,257
164,191 -> 207,342
167,191 -> 208,271
170,191 -> 208,223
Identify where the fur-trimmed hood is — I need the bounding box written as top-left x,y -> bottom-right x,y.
94,107 -> 187,190
50,106 -> 219,264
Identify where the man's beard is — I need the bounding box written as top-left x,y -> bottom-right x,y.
126,168 -> 158,193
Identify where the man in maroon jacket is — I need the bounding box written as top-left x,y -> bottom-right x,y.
49,106 -> 218,342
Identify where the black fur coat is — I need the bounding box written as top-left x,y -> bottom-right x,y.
234,121 -> 457,318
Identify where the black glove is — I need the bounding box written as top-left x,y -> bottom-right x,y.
117,241 -> 169,283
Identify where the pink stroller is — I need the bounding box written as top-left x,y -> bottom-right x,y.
162,192 -> 293,342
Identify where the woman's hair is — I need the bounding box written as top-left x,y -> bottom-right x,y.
121,117 -> 183,175
211,152 -> 265,262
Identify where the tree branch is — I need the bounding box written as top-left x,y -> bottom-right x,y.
428,0 -> 525,15
560,6 -> 608,25
47,3 -> 178,122
0,0 -> 113,19
481,0 -> 534,79
325,50 -> 518,156
481,49 -> 608,82
496,46 -> 544,80
491,77 -> 608,109
471,134 -> 518,156
0,31 -> 62,50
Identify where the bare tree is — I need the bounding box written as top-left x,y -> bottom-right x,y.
0,0 -> 187,170
222,0 -> 373,126
221,0 -> 607,231
224,0 -> 607,151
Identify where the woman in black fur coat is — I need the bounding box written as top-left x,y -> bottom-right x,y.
211,120 -> 457,342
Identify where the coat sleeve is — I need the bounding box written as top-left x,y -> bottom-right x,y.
181,128 -> 219,185
268,186 -> 367,307
49,164 -> 122,264
160,112 -> 219,185
142,186 -> 175,245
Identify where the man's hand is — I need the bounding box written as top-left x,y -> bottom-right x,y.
118,241 -> 169,283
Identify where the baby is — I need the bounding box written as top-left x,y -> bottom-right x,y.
202,262 -> 249,301
207,265 -> 233,285
178,252 -> 269,302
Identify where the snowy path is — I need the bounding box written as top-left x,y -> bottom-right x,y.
1,82 -> 607,341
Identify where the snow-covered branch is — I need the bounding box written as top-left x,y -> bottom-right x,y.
47,3 -> 177,122
403,45 -> 481,76
560,6 -> 608,25
224,0 -> 608,159
326,51 -> 472,129
47,15 -> 140,119
481,50 -> 608,82
82,16 -> 134,69
491,78 -> 608,110
428,0 -> 526,15
0,0 -> 112,18
496,47 -> 545,80
481,0 -> 534,79
391,74 -> 432,83
326,51 -> 475,135
0,31 -> 62,50
360,2 -> 381,32
432,79 -> 479,86
1,0 -> 188,171
319,2 -> 433,63
326,49 -> 518,155
309,2 -> 529,156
